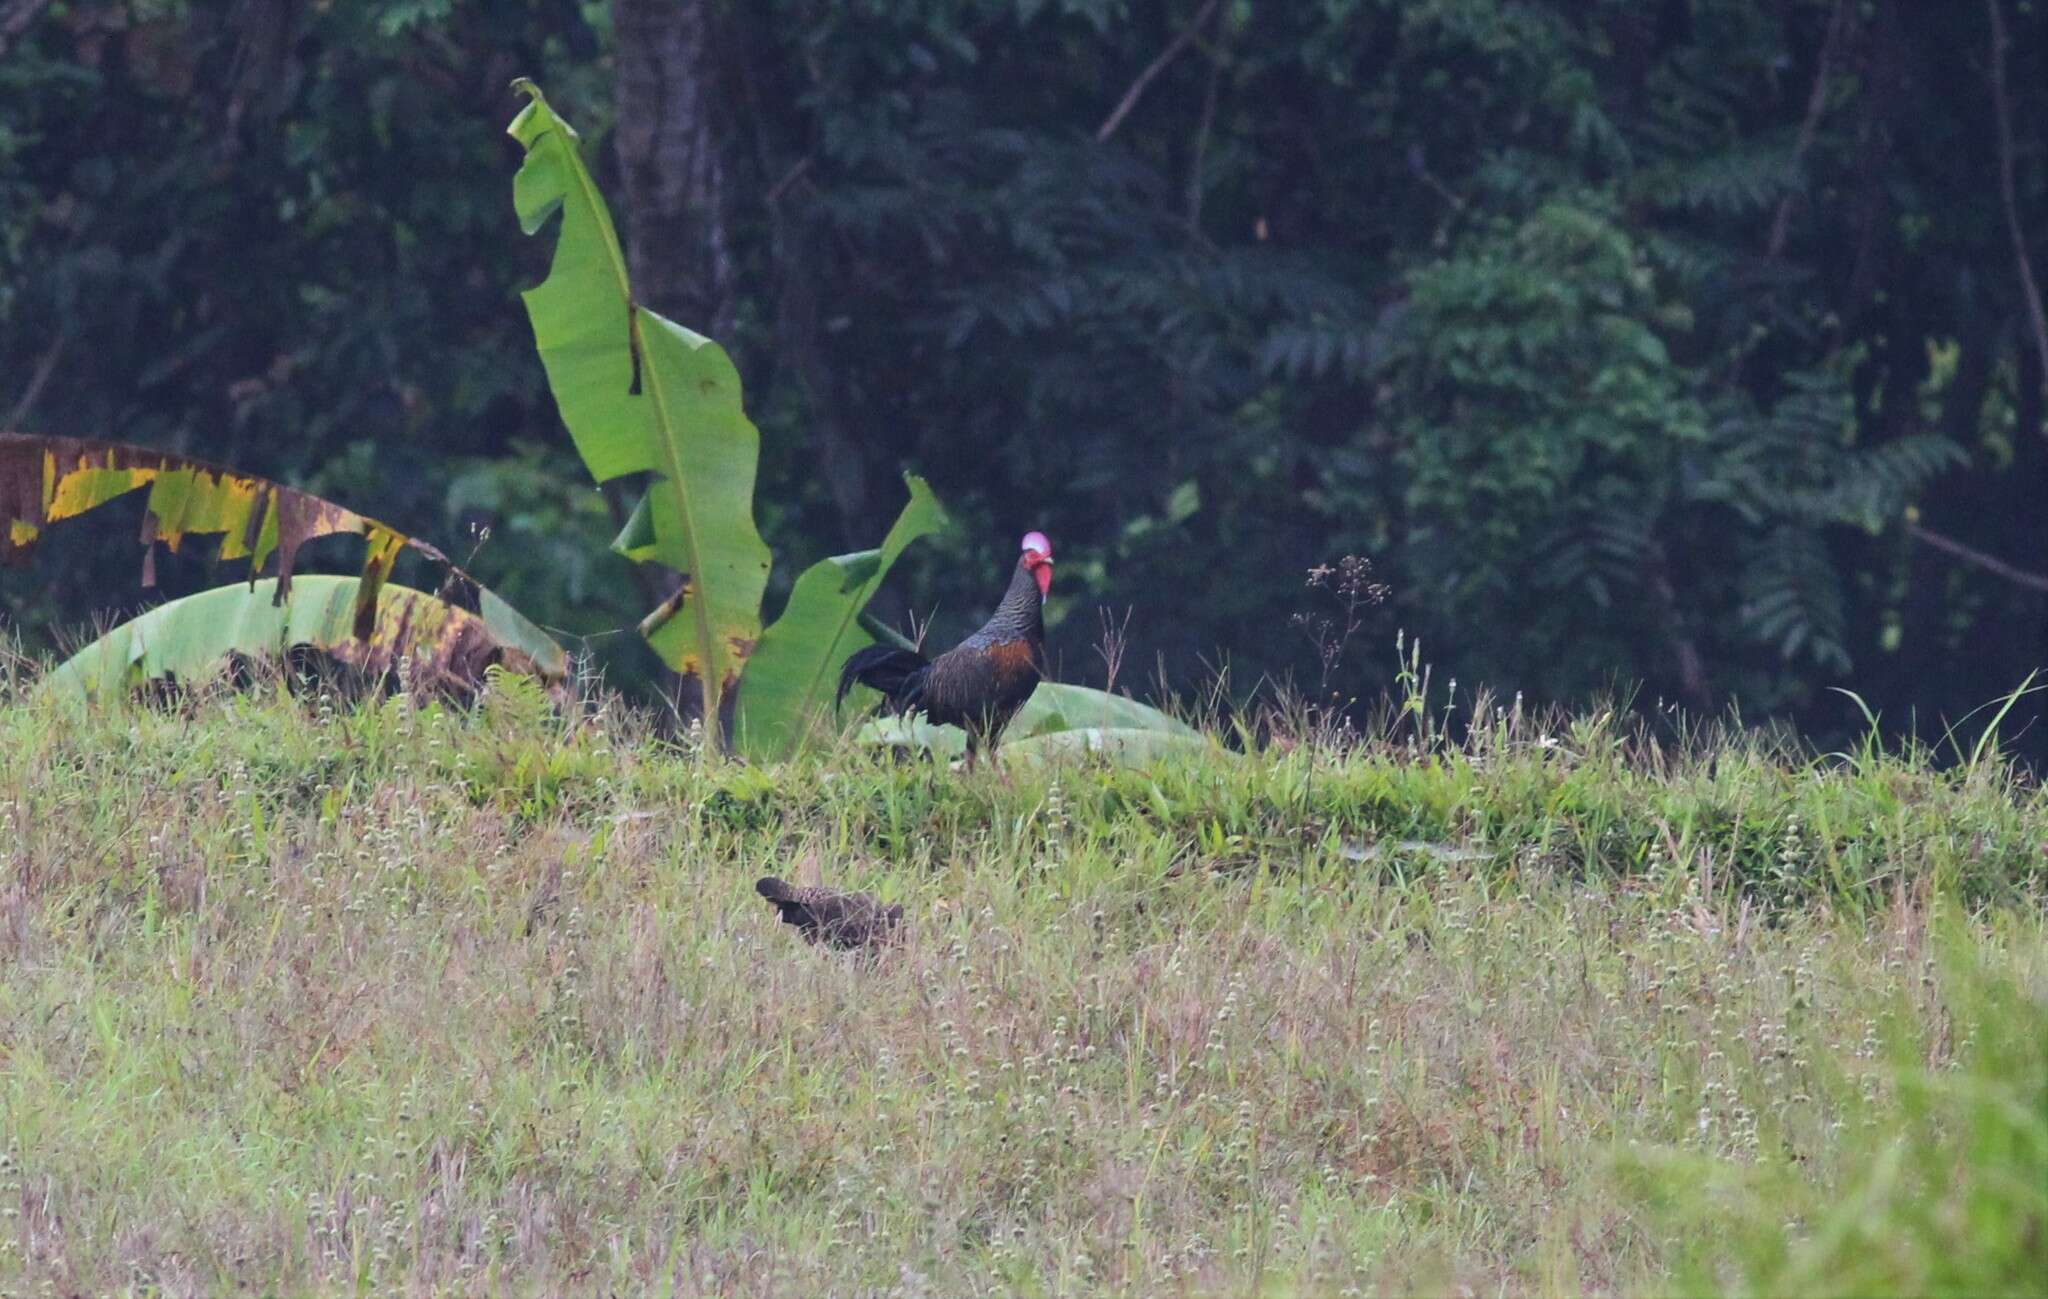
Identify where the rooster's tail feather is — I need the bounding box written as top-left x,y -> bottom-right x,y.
837,645 -> 930,712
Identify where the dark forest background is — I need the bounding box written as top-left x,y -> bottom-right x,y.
2,0 -> 2043,758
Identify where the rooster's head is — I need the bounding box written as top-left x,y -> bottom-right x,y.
1020,531 -> 1054,601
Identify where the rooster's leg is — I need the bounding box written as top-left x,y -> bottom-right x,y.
984,738 -> 1013,785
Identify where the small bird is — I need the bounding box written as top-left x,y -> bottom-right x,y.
755,876 -> 905,951
837,531 -> 1053,770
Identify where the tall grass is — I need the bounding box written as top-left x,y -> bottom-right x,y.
0,666 -> 2041,1295
1620,925 -> 2046,1297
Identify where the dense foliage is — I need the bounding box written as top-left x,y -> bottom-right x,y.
2,0 -> 2042,754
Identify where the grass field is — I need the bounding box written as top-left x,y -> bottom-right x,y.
0,666 -> 2042,1296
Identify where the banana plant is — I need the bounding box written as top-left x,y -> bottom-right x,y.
507,81 -> 944,758
509,80 -> 769,741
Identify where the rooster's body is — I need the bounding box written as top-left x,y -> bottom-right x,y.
838,532 -> 1054,768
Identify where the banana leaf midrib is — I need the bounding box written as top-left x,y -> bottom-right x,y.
635,309 -> 728,710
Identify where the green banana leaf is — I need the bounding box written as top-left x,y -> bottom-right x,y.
610,493 -> 656,562
1011,684 -> 1201,737
508,79 -> 771,733
858,682 -> 1206,767
40,575 -> 568,701
858,612 -> 920,654
1006,726 -> 1213,765
733,474 -> 948,761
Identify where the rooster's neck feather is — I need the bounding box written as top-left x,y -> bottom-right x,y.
963,559 -> 1045,648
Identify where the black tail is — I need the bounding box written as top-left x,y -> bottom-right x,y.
836,644 -> 930,712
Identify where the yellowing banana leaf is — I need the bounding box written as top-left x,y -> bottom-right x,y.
40,575 -> 568,701
734,474 -> 948,761
5,431 -> 431,639
508,80 -> 771,734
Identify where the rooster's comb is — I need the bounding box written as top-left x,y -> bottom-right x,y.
1020,531 -> 1052,557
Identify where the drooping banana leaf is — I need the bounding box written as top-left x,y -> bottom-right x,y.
858,682 -> 1207,768
0,432 -> 445,638
1005,726 -> 1213,765
1013,683 -> 1201,737
40,575 -> 568,701
733,474 -> 948,761
508,79 -> 771,735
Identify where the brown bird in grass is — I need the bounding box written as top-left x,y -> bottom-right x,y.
837,531 -> 1053,772
755,877 -> 904,951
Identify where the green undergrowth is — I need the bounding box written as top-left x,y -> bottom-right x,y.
0,670 -> 2041,1296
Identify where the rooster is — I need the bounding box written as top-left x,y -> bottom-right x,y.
837,531 -> 1054,770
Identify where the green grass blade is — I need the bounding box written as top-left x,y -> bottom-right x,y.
1967,670 -> 2042,771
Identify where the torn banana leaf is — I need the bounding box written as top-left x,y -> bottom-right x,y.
39,575 -> 569,701
4,432 -> 442,639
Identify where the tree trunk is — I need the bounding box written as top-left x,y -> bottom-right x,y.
611,0 -> 736,338
1646,544 -> 1712,715
609,0 -> 743,734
